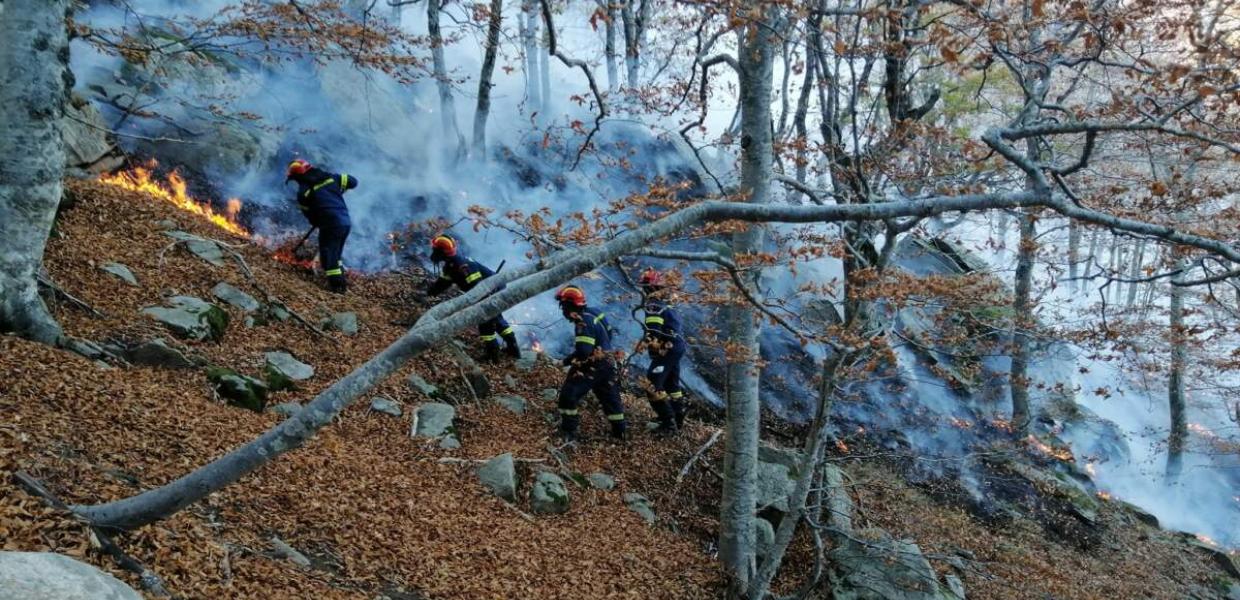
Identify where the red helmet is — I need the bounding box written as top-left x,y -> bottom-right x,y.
430,234 -> 457,259
555,285 -> 587,307
639,267 -> 662,287
286,159 -> 312,178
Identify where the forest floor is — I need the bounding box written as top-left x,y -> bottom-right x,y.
0,179 -> 1232,599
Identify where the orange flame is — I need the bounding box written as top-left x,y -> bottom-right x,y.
1096,491 -> 1112,501
100,162 -> 249,237
1197,533 -> 1220,547
1025,435 -> 1075,462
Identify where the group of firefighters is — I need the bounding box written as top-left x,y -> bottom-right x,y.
285,159 -> 687,443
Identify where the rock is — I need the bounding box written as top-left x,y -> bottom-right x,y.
323,312 -> 359,336
1117,500 -> 1160,528
125,338 -> 198,368
266,302 -> 292,322
270,536 -> 311,568
495,395 -> 527,415
264,351 -> 314,390
830,529 -> 952,600
477,453 -> 517,501
407,374 -> 442,398
370,397 -> 402,417
64,338 -> 108,361
211,282 -> 260,312
100,262 -> 138,287
758,441 -> 805,471
755,518 -> 775,559
413,403 -> 459,447
503,374 -> 519,388
1227,583 -> 1240,600
61,97 -> 121,175
586,472 -> 616,491
944,574 -> 967,600
623,492 -> 656,524
207,367 -> 268,412
755,460 -> 796,513
142,296 -> 229,341
515,354 -> 539,372
269,402 -> 302,417
155,219 -> 178,230
0,551 -> 142,600
164,231 -> 228,267
541,388 -> 559,402
531,471 -> 570,515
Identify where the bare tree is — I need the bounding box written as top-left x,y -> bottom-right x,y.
471,0 -> 504,155
425,0 -> 464,154
520,0 -> 542,111
0,0 -> 70,346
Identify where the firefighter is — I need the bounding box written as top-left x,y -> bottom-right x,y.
425,234 -> 521,362
637,268 -> 687,433
554,285 -> 626,442
286,159 -> 357,294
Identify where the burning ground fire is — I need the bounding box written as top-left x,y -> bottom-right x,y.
1025,434 -> 1075,462
99,162 -> 248,238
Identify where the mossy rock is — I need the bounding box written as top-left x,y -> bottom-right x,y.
207,367 -> 268,412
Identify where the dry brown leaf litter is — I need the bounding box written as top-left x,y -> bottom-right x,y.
0,180 -> 1226,599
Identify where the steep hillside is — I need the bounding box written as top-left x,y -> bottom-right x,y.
0,181 -> 1235,599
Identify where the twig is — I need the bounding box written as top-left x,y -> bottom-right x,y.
13,472 -> 173,598
676,429 -> 723,484
499,499 -> 536,522
37,274 -> 108,319
436,457 -> 546,465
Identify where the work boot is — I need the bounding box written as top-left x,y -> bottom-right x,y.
503,335 -> 522,359
327,275 -> 348,294
649,396 -> 678,435
558,415 -> 581,444
482,342 -> 501,363
609,418 -> 628,441
671,399 -> 687,430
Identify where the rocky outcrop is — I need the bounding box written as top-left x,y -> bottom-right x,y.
0,552 -> 141,600
142,296 -> 229,341
60,96 -> 122,176
830,529 -> 960,600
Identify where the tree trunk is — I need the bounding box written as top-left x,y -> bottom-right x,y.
1083,227 -> 1101,293
539,23 -> 552,112
620,0 -> 645,90
718,14 -> 777,597
601,0 -> 619,92
427,0 -> 463,152
1067,219 -> 1081,283
1165,256 -> 1188,483
1126,239 -> 1146,307
471,0 -> 504,156
1010,210 -> 1035,436
789,13 -> 818,204
521,0 -> 542,111
0,0 -> 69,346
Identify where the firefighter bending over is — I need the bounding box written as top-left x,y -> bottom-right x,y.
638,268 -> 688,434
286,159 -> 357,294
425,234 -> 521,362
554,285 -> 626,442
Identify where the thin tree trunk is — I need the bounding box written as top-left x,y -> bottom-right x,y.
1166,256 -> 1188,482
1126,239 -> 1146,307
601,0 -> 619,92
471,0 -> 504,156
521,0 -> 542,111
620,0 -> 644,90
427,0 -> 463,152
719,14 -> 777,597
790,12 -> 818,204
0,0 -> 69,346
539,24 -> 552,112
1010,209 -> 1036,436
1083,226 -> 1101,292
1067,219 -> 1081,283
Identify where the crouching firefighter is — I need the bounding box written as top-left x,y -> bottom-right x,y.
638,268 -> 687,434
425,234 -> 521,362
286,159 -> 358,293
554,285 -> 626,442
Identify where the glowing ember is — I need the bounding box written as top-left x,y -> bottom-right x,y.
835,439 -> 850,453
100,162 -> 248,237
1025,435 -> 1075,462
1096,491 -> 1111,501
1084,462 -> 1097,477
1197,534 -> 1220,548
949,417 -> 973,429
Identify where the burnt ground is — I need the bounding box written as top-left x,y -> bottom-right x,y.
0,179 -> 1231,599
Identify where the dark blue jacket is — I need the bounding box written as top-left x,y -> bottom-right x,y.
567,307 -> 614,364
295,168 -> 356,229
643,300 -> 686,355
427,255 -> 498,295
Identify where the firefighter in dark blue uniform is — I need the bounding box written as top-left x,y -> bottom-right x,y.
425,234 -> 521,362
638,268 -> 687,433
554,285 -> 626,442
286,159 -> 357,293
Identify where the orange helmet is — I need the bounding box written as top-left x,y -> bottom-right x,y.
639,267 -> 662,287
555,285 -> 587,307
286,159 -> 312,178
430,234 -> 457,260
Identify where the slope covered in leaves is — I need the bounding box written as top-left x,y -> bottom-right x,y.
0,180 -> 1230,599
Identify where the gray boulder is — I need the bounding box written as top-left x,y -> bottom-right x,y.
756,460 -> 796,512
531,471 -> 570,515
142,296 -> 229,341
125,338 -> 198,368
207,367 -> 268,412
61,97 -> 121,175
623,492 -> 656,524
830,529 -> 958,600
164,231 -> 227,267
515,353 -> 539,372
0,552 -> 141,600
541,388 -> 559,402
99,263 -> 138,287
264,351 -> 314,390
413,403 -> 459,447
477,453 -> 517,502
211,282 -> 261,313
495,395 -> 527,415
370,397 -> 402,417
408,373 -> 441,398
323,312 -> 359,336
270,537 -> 311,569
586,472 -> 616,491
